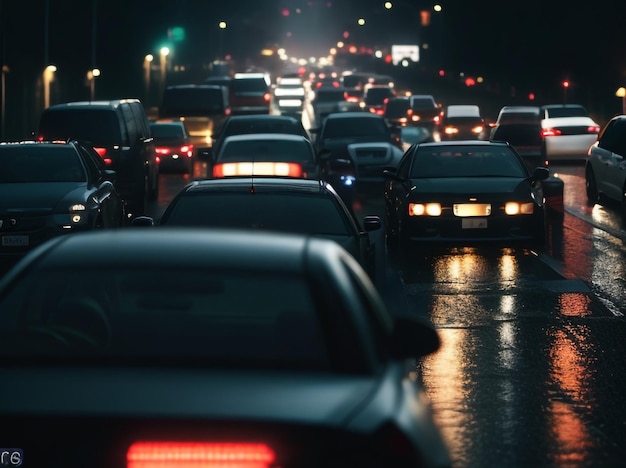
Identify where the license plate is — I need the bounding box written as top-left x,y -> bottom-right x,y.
462,218 -> 488,229
2,235 -> 29,247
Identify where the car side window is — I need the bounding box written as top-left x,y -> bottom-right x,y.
78,144 -> 106,181
610,120 -> 626,157
130,103 -> 151,139
396,147 -> 413,179
121,105 -> 139,144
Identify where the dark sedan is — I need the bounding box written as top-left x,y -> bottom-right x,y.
0,229 -> 450,468
383,140 -> 549,251
135,177 -> 386,285
0,140 -> 124,262
149,121 -> 194,174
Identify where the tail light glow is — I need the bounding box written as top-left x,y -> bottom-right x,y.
213,162 -> 303,178
155,147 -> 171,155
541,128 -> 562,137
588,126 -> 600,133
181,144 -> 194,157
126,442 -> 276,468
94,147 -> 107,157
264,93 -> 271,102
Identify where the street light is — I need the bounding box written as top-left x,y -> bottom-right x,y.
144,54 -> 153,104
562,80 -> 570,104
218,21 -> 227,59
159,47 -> 170,97
43,64 -> 57,109
87,68 -> 100,101
616,87 -> 626,114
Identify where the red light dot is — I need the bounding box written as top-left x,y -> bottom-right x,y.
281,8 -> 290,16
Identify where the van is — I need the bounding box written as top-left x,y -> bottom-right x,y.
159,84 -> 231,158
37,99 -> 159,219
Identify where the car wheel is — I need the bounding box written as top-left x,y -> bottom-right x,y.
585,165 -> 599,206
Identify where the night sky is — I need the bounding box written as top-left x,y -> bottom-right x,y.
1,0 -> 624,138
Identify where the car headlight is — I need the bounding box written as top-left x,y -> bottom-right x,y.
70,203 -> 86,211
505,202 -> 534,215
409,202 -> 442,216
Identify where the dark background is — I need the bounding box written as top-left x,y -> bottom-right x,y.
1,1 -> 624,139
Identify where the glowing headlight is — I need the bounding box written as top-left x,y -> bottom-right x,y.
70,204 -> 86,211
444,126 -> 459,135
409,203 -> 442,216
340,175 -> 356,186
472,125 -> 484,134
505,202 -> 534,215
71,214 -> 82,223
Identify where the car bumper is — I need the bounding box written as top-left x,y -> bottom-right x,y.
543,134 -> 597,160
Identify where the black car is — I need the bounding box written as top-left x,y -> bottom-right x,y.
383,140 -> 550,251
0,229 -> 449,468
135,177 -> 386,285
149,121 -> 194,175
0,140 -> 124,262
37,99 -> 159,219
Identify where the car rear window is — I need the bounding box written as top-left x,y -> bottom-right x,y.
38,109 -> 122,145
411,145 -> 526,178
218,139 -> 315,163
314,89 -> 346,102
150,123 -> 186,138
0,267 -> 332,370
543,106 -> 588,118
321,117 -> 389,139
0,145 -> 86,183
231,78 -> 270,94
222,120 -> 305,137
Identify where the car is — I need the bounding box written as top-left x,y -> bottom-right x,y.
438,105 -> 487,141
158,84 -> 232,159
311,87 -> 361,125
363,84 -> 396,115
383,96 -> 412,127
313,112 -> 404,182
408,95 -> 443,130
489,106 -> 543,171
209,133 -> 323,180
0,228 -> 450,468
0,140 -> 124,263
383,140 -> 550,251
272,76 -> 307,117
212,114 -> 311,157
37,99 -> 159,219
149,121 -> 194,175
229,72 -> 272,115
134,177 -> 386,284
585,114 -> 626,219
539,104 -> 601,162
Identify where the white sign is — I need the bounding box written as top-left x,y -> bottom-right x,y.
391,44 -> 420,65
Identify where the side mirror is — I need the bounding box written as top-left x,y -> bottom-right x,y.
363,215 -> 382,232
391,316 -> 441,359
131,216 -> 155,227
532,166 -> 550,181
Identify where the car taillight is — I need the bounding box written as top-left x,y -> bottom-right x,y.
181,144 -> 194,157
588,125 -> 600,133
94,147 -> 107,157
471,125 -> 484,134
225,107 -> 232,116
264,93 -> 271,102
213,161 -> 303,178
155,147 -> 171,155
541,128 -> 562,137
126,442 -> 276,468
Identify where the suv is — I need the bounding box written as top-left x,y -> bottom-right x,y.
37,99 -> 159,219
159,84 -> 231,159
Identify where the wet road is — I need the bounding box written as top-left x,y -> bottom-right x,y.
151,160 -> 626,467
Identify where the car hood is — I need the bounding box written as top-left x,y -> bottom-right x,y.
0,366 -> 378,426
0,182 -> 87,212
409,177 -> 528,196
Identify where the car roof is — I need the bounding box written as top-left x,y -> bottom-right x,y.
183,177 -> 332,195
323,112 -> 384,120
417,140 -> 508,148
8,229 -> 335,274
45,99 -> 141,110
499,105 -> 540,113
0,140 -> 79,149
225,115 -> 300,123
445,105 -> 481,117
221,133 -> 311,143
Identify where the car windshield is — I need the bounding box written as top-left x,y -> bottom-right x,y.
162,192 -> 352,235
410,145 -> 527,178
38,109 -> 122,144
321,117 -> 389,139
218,139 -> 315,163
0,267 -> 332,370
0,145 -> 86,183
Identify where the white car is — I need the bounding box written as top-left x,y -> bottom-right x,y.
585,114 -> 626,218
540,104 -> 600,161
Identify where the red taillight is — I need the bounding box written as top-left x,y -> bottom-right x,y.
94,147 -> 107,157
37,135 -> 44,142
376,109 -> 384,115
541,128 -> 562,137
155,147 -> 171,155
181,144 -> 194,157
155,156 -> 161,164
264,93 -> 271,102
103,158 -> 113,165
126,442 -> 276,468
213,161 -> 303,178
588,126 -> 600,133
225,107 -> 232,116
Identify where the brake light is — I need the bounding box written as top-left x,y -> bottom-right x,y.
471,125 -> 484,134
213,162 -> 303,178
181,144 -> 194,157
155,147 -> 171,155
126,442 -> 276,468
588,125 -> 600,133
37,135 -> 44,142
225,107 -> 232,116
541,128 -> 562,137
264,93 -> 271,102
94,147 -> 107,157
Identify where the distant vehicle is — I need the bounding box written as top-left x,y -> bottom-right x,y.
383,96 -> 412,127
311,87 -> 360,125
408,95 -> 443,130
490,105 -> 543,170
0,140 -> 124,262
539,104 -> 600,161
0,228 -> 449,468
137,177 -> 385,284
158,84 -> 231,160
149,121 -> 194,175
363,84 -> 396,115
229,72 -> 272,115
272,76 -> 307,117
383,140 -> 549,250
37,99 -> 159,218
585,114 -> 626,219
438,104 -> 487,141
